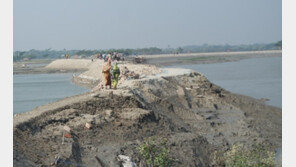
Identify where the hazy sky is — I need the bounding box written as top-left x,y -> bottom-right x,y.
14,0 -> 282,51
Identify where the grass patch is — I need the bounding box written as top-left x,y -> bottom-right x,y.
137,137 -> 173,167
211,143 -> 276,167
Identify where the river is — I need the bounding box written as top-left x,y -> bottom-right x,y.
13,73 -> 89,114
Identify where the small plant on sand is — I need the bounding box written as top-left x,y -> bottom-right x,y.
138,137 -> 173,167
224,143 -> 275,167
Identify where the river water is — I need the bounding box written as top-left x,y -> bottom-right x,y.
173,56 -> 282,108
13,73 -> 89,114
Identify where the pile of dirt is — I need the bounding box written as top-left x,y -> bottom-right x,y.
13,71 -> 281,166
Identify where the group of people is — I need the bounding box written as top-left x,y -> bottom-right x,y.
96,52 -> 125,62
101,57 -> 120,89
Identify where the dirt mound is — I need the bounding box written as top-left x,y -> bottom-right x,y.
13,72 -> 281,166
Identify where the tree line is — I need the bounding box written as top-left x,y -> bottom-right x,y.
13,41 -> 281,62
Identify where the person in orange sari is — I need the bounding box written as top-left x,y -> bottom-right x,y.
102,57 -> 112,89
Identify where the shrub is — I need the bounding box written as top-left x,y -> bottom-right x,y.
224,144 -> 275,167
138,137 -> 173,167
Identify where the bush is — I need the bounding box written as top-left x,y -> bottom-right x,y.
138,137 -> 173,167
224,144 -> 275,167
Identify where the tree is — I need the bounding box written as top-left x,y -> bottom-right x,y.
176,47 -> 183,54
42,54 -> 49,58
275,40 -> 282,49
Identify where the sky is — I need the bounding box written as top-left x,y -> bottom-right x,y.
13,0 -> 282,51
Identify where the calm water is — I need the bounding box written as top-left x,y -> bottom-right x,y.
13,73 -> 89,114
174,57 -> 282,108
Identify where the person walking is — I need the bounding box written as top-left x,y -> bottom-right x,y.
112,62 -> 120,89
102,57 -> 112,89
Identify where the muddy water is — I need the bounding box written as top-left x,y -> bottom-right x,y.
173,57 -> 282,108
13,73 -> 89,114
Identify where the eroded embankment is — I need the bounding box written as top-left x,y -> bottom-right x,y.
13,72 -> 281,166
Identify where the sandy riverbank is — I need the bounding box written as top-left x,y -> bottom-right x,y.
13,64 -> 281,166
135,50 -> 282,66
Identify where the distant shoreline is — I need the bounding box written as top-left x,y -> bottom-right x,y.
137,50 -> 282,66
13,50 -> 282,74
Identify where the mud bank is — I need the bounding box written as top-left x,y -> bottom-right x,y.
137,50 -> 282,66
13,68 -> 281,166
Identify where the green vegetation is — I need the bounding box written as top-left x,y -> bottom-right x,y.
138,137 -> 173,167
211,144 -> 275,167
275,40 -> 282,49
182,42 -> 280,53
13,41 -> 281,62
176,47 -> 183,53
137,138 -> 275,167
